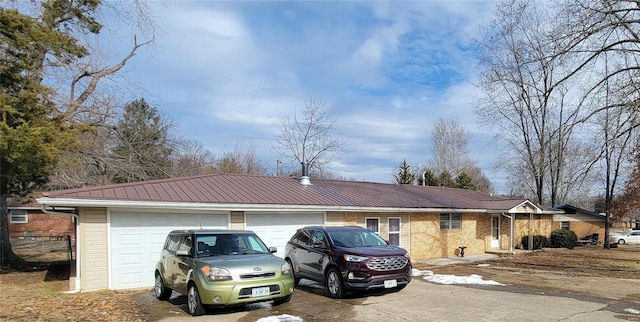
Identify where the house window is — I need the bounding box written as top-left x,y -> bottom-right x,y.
561,222 -> 570,230
388,218 -> 400,245
9,209 -> 28,223
366,218 -> 379,234
440,213 -> 461,230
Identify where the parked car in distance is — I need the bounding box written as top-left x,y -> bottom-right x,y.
285,226 -> 411,298
609,229 -> 640,245
154,229 -> 294,316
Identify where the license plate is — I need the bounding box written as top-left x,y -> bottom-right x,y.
251,287 -> 270,297
384,279 -> 397,288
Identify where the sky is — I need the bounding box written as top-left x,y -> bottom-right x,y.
113,1 -> 501,189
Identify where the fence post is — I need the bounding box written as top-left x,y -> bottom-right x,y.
66,235 -> 73,261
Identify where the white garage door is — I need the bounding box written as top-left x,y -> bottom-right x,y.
109,211 -> 228,290
245,212 -> 324,258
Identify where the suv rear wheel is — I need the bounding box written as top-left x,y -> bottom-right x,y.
326,267 -> 345,299
154,273 -> 172,300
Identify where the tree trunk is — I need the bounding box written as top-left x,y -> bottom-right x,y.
0,192 -> 17,270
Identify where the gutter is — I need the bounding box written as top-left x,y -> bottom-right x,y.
40,205 -> 81,293
36,197 -> 512,214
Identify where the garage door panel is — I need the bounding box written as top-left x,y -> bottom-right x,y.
245,213 -> 323,258
110,212 -> 228,290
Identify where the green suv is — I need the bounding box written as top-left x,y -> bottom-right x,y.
154,229 -> 294,316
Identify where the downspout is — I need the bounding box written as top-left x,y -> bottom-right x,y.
529,212 -> 533,251
502,212 -> 514,255
40,206 -> 81,293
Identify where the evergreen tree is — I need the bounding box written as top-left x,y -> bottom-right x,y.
416,168 -> 439,186
455,172 -> 477,190
438,171 -> 455,187
112,98 -> 174,183
394,159 -> 415,184
0,4 -> 95,265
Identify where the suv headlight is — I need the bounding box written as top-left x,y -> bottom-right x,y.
201,266 -> 232,281
344,254 -> 368,262
281,261 -> 292,275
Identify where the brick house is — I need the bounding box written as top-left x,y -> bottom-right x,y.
7,196 -> 74,239
553,204 -> 605,242
36,173 -> 561,292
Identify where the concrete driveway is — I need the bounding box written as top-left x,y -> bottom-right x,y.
149,278 -> 640,322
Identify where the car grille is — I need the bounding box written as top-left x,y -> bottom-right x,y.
240,272 -> 276,279
366,256 -> 408,271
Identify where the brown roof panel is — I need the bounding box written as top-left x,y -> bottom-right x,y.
40,173 -> 526,210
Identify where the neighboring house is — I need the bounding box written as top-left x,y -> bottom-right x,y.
7,196 -> 74,239
611,210 -> 640,231
36,173 -> 560,292
553,204 -> 605,242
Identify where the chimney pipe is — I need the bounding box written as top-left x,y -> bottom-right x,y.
299,162 -> 311,185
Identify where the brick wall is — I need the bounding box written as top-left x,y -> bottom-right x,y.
8,210 -> 74,238
513,214 -> 553,248
408,212 -> 490,260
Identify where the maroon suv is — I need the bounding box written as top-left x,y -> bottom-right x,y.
284,226 -> 412,298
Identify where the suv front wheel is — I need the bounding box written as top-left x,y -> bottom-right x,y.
188,284 -> 206,316
286,259 -> 300,286
326,268 -> 345,299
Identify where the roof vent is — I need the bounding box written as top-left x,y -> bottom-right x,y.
299,162 -> 311,185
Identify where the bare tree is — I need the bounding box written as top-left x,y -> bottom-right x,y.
429,118 -> 474,176
428,118 -> 491,192
171,140 -> 216,177
612,155 -> 640,224
215,140 -> 267,175
475,0 -> 586,206
559,0 -> 640,247
275,97 -> 346,175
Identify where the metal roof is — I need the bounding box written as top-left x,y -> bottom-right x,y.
39,173 -> 544,212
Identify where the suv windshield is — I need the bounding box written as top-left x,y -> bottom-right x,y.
195,233 -> 270,256
327,229 -> 388,248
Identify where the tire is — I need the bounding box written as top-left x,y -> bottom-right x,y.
187,284 -> 206,316
286,259 -> 300,286
618,239 -> 626,245
272,293 -> 292,306
154,273 -> 172,300
325,268 -> 345,299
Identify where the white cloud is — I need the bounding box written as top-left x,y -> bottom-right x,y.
123,1 -> 500,185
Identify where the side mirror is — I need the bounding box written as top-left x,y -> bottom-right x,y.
269,246 -> 277,253
313,241 -> 326,249
176,250 -> 190,257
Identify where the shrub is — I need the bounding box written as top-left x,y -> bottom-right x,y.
521,235 -> 549,250
550,229 -> 578,249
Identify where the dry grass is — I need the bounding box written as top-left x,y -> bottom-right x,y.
415,245 -> 640,303
485,246 -> 640,278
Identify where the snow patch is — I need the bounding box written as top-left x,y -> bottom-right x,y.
624,308 -> 640,315
256,314 -> 303,322
413,269 -> 503,285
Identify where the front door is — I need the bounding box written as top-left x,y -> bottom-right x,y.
491,214 -> 501,248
